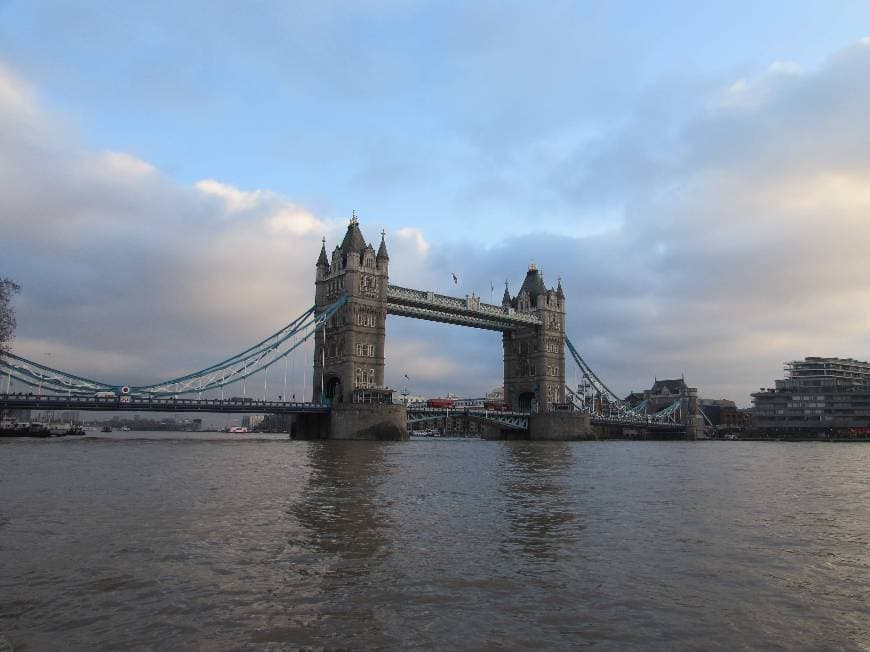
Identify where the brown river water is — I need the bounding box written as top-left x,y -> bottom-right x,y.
1,435 -> 868,650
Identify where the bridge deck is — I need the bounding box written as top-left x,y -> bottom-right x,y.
0,394 -> 330,414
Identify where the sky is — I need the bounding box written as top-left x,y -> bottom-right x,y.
3,1 -> 870,406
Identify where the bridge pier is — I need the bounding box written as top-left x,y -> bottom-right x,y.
528,411 -> 593,440
329,403 -> 408,440
291,403 -> 408,440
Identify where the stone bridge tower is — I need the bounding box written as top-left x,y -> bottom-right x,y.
502,264 -> 566,412
313,216 -> 389,403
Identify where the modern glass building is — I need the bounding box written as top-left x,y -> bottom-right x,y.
752,357 -> 870,433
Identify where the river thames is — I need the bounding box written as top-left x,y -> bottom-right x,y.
1,436 -> 868,650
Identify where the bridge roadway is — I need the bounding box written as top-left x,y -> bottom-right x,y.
0,394 -> 330,414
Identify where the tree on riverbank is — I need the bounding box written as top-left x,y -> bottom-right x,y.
1,278 -> 21,356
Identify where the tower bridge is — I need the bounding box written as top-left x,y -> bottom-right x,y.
313,215 -> 566,416
0,216 -> 705,440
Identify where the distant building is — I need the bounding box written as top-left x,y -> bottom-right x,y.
625,378 -> 693,414
753,357 -> 870,432
698,399 -> 750,428
486,386 -> 505,401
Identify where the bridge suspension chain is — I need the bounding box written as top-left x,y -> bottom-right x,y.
0,295 -> 348,398
1,352 -> 115,395
563,336 -> 691,425
563,336 -> 649,420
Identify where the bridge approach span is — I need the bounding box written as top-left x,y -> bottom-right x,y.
0,394 -> 330,415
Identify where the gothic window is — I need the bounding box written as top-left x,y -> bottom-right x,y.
357,310 -> 375,327
368,369 -> 375,385
529,363 -> 536,376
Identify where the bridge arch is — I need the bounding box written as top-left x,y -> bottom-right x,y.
517,391 -> 537,412
321,375 -> 342,404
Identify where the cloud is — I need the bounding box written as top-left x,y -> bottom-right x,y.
709,60 -> 803,112
537,40 -> 870,402
394,227 -> 429,255
0,61 -> 38,124
0,63 -> 335,388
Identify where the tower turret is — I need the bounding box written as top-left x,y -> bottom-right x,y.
377,231 -> 389,261
316,237 -> 329,279
502,281 -> 512,308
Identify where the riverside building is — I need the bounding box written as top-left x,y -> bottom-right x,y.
752,356 -> 870,434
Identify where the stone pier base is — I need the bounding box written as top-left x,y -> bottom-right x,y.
479,422 -> 528,440
528,412 -> 593,440
684,415 -> 708,440
328,403 -> 408,440
289,413 -> 330,439
291,404 -> 408,440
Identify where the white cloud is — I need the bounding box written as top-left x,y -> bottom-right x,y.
395,227 -> 430,255
709,60 -> 802,111
0,62 -> 332,387
195,179 -> 269,214
0,61 -> 38,124
96,151 -> 157,178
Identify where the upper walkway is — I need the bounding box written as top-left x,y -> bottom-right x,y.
387,285 -> 542,331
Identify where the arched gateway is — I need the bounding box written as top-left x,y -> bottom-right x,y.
312,217 -> 567,412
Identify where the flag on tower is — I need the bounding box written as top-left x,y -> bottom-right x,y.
452,273 -> 458,284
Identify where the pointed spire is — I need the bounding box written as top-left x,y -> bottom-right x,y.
316,236 -> 329,267
502,280 -> 511,307
556,275 -> 564,299
377,229 -> 389,260
340,215 -> 367,254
